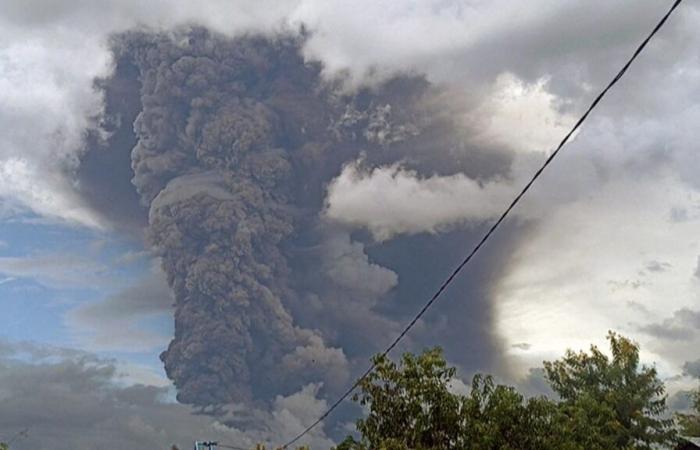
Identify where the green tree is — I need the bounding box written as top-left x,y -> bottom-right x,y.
339,348 -> 573,450
349,348 -> 465,450
459,374 -> 574,450
543,332 -> 676,449
338,333 -> 675,450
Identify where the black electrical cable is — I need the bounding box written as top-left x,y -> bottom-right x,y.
281,1 -> 684,448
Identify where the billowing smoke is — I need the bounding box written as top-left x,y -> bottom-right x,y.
80,26 -> 519,417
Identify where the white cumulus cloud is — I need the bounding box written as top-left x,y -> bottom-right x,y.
325,160 -> 515,241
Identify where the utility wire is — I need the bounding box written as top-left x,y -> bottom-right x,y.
281,0 -> 684,448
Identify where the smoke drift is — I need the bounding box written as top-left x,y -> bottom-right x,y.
81,27 -> 517,413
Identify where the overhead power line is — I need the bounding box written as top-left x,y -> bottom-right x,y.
281,0 -> 684,448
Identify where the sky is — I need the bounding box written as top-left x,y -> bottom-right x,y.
0,0 -> 699,448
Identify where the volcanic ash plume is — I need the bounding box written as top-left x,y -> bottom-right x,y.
100,28 -> 430,409
114,31 -> 338,408
87,26 -> 512,412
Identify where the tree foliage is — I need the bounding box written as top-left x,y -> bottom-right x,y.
337,349 -> 568,450
338,333 -> 677,450
350,348 -> 464,449
543,332 -> 676,449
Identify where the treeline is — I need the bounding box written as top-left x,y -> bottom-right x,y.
333,332 -> 699,450
185,333 -> 698,450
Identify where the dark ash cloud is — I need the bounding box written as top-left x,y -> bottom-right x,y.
76,52 -> 148,234
76,26 -> 520,418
